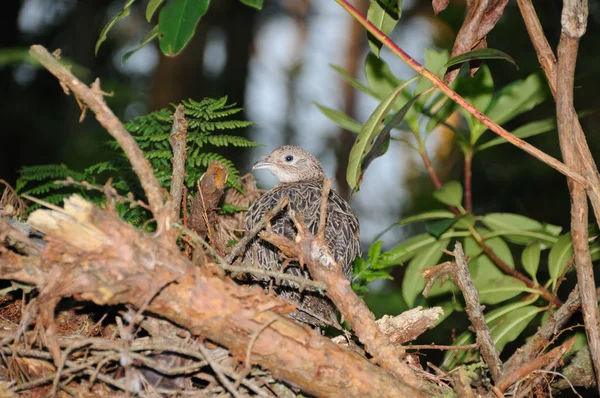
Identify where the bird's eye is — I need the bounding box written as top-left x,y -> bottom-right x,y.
284,155 -> 294,162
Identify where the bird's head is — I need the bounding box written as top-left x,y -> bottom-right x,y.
253,146 -> 325,183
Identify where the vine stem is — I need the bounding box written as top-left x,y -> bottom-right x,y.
333,0 -> 588,188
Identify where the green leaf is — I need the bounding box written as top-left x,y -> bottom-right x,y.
239,0 -> 263,9
433,180 -> 463,207
364,53 -> 403,100
521,242 -> 541,282
158,0 -> 210,56
315,103 -> 362,133
380,233 -> 437,266
481,235 -> 515,268
486,73 -> 547,126
366,0 -> 402,57
444,48 -> 517,69
373,210 -> 455,241
490,305 -> 542,352
548,233 -> 574,290
330,64 -> 379,97
482,213 -> 544,245
96,0 -> 136,55
146,0 -> 164,21
477,275 -> 527,304
477,117 -> 557,152
427,217 -> 460,238
402,239 -> 449,306
359,92 -> 424,181
347,78 -> 416,190
122,25 -> 159,63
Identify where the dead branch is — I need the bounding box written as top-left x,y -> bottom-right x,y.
422,243 -> 502,384
501,286 -> 581,382
259,225 -> 427,392
223,196 -> 289,264
498,336 -> 576,393
28,45 -> 171,232
376,307 -> 443,345
169,104 -> 188,220
2,194 -> 425,397
555,1 -> 600,392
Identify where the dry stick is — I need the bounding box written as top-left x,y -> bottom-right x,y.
180,223 -> 326,291
223,196 -> 289,264
556,1 -> 600,392
501,286 -> 582,383
498,336 -> 577,393
260,228 -> 427,393
169,104 -> 188,220
333,0 -> 587,187
451,242 -> 502,384
198,343 -> 243,398
517,0 -> 600,227
28,45 -> 169,227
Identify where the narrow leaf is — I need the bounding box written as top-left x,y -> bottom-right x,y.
239,0 -> 263,9
433,180 -> 463,207
96,0 -> 136,55
521,242 -> 541,282
402,239 -> 449,306
347,78 -> 416,190
146,0 -> 164,21
373,209 -> 455,241
330,64 -> 379,97
380,233 -> 436,266
367,0 -> 402,57
444,48 -> 517,69
364,53 -> 403,99
490,306 -> 542,352
315,103 -> 362,134
548,233 -> 574,290
122,25 -> 159,63
158,0 -> 210,56
477,275 -> 527,304
486,73 -> 547,126
427,217 -> 460,238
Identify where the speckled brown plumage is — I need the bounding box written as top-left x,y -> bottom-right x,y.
245,146 -> 360,327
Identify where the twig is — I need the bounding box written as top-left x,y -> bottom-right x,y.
333,0 -> 588,188
260,228 -> 427,392
498,336 -> 576,393
224,196 -> 289,264
198,343 -> 242,398
555,1 -> 600,393
407,343 -> 478,351
317,179 -> 332,240
516,0 -> 600,227
501,286 -> 582,382
28,45 -> 169,230
179,223 -> 325,290
169,104 -> 188,221
423,243 -> 502,383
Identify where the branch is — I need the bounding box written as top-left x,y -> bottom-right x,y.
28,45 -> 170,231
259,228 -> 426,392
12,195 -> 424,397
554,1 -> 600,392
516,0 -> 600,227
333,0 -> 588,188
422,243 -> 502,384
169,104 -> 188,220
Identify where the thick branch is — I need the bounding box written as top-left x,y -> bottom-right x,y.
13,195 -> 423,397
259,230 -> 427,392
555,1 -> 600,391
28,45 -> 169,229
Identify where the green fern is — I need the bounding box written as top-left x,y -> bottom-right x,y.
16,97 -> 257,224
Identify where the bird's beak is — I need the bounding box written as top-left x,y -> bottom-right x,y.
252,156 -> 273,170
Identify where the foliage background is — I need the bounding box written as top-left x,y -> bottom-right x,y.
3,0 -> 600,367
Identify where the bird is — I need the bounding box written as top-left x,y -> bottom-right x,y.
244,145 -> 360,328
